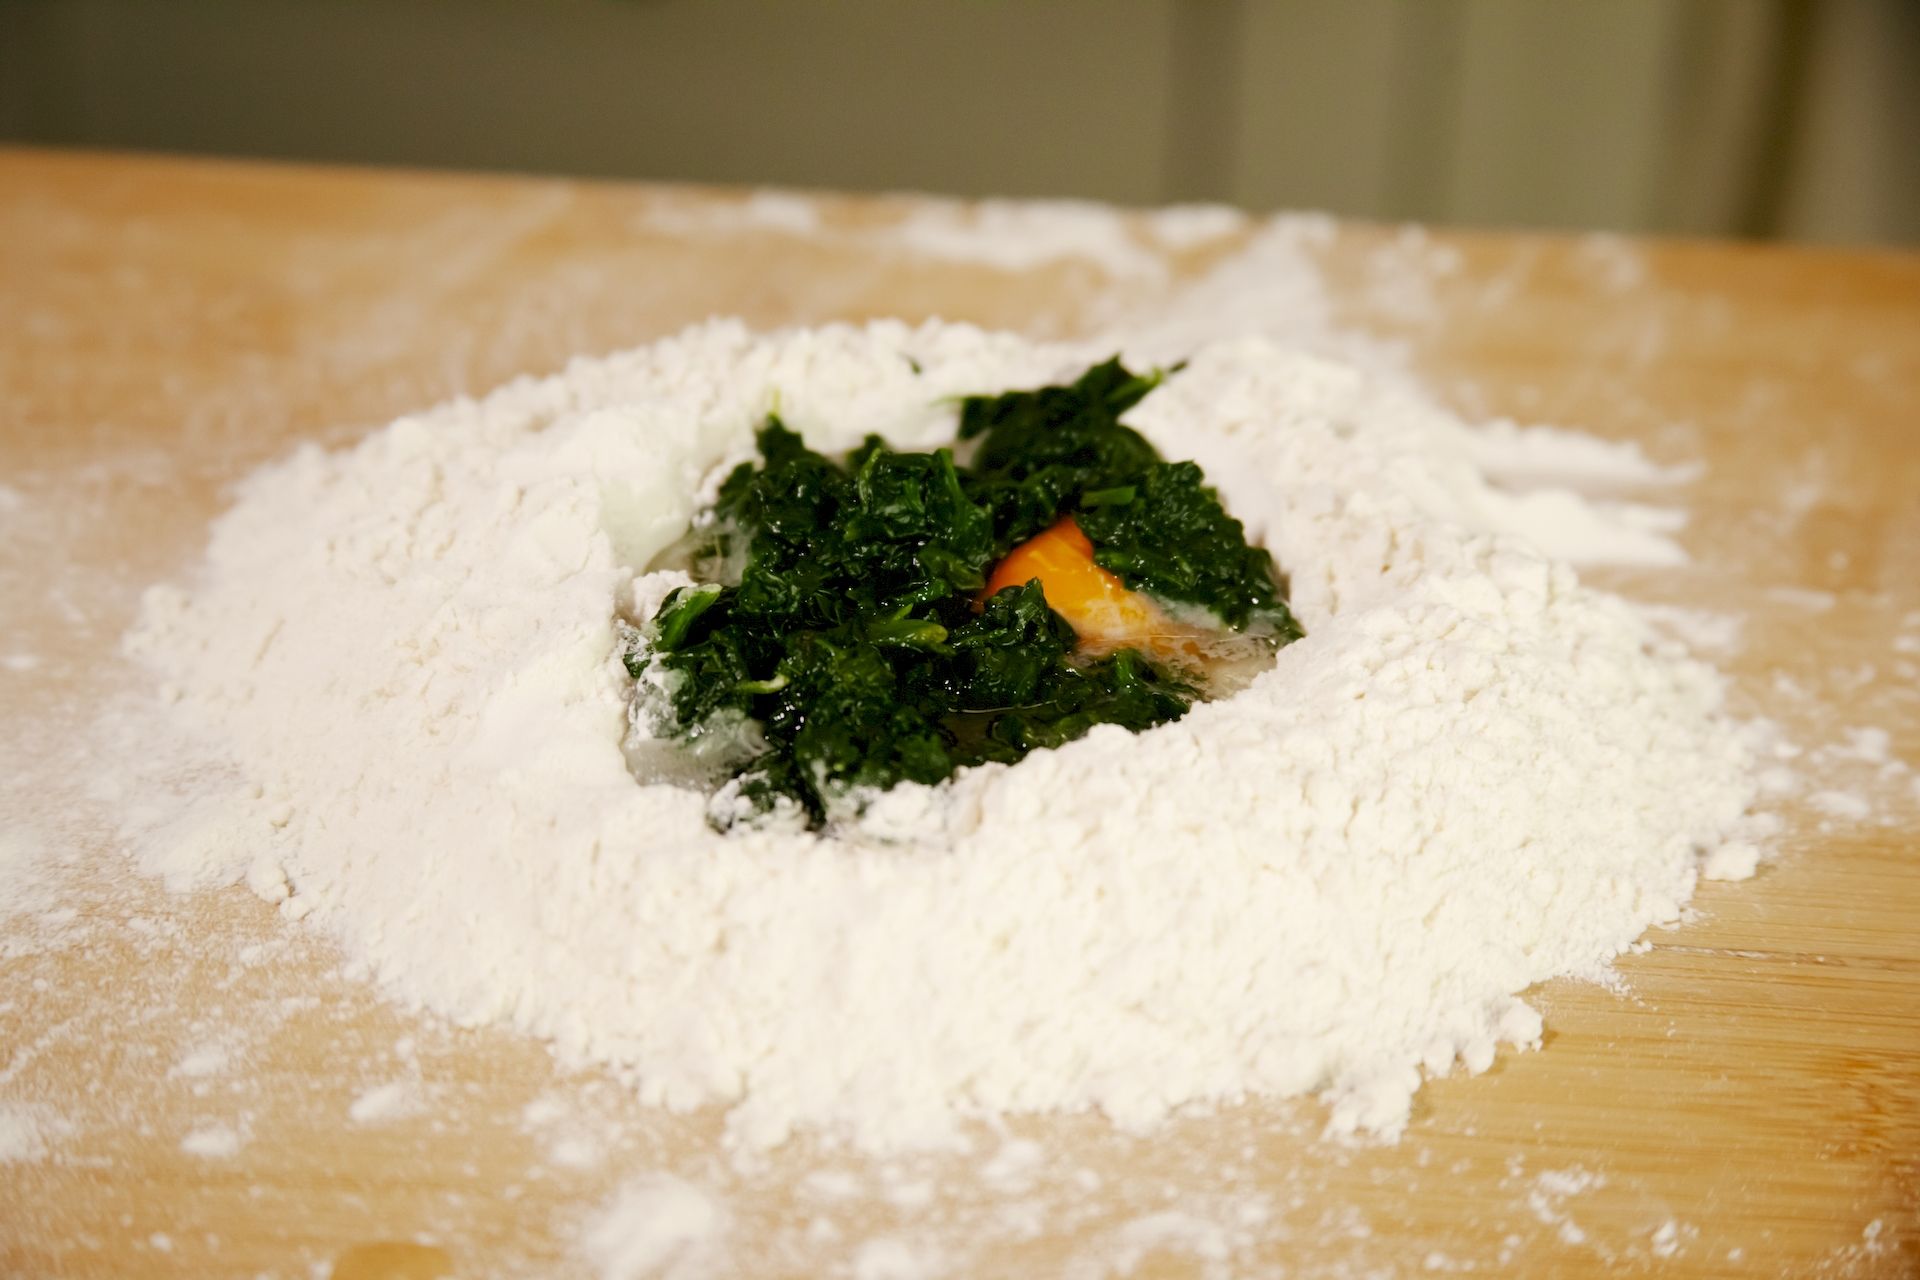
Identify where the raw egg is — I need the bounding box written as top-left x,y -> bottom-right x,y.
980,516 -> 1160,650
981,517 -> 1279,695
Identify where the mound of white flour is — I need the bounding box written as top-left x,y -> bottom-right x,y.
127,319 -> 1757,1151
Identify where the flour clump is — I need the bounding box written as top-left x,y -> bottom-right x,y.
127,319 -> 1758,1151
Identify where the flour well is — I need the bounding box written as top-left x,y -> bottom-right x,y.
125,319 -> 1759,1153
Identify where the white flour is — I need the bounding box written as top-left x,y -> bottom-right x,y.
125,318 -> 1760,1155
178,1123 -> 244,1159
0,1103 -> 71,1164
584,1176 -> 730,1280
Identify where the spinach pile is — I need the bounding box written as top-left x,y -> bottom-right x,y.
627,359 -> 1302,828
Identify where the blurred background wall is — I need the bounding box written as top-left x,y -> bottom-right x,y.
3,0 -> 1916,245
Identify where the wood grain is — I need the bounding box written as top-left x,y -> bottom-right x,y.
1,147 -> 1915,1279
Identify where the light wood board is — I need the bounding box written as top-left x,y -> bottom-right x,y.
1,148 -> 1916,1278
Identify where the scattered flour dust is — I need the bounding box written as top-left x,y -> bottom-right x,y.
1526,1166 -> 1607,1248
0,1103 -> 73,1164
584,1176 -> 730,1280
121,318 -> 1766,1161
347,1080 -> 422,1125
1103,1212 -> 1232,1275
178,1122 -> 245,1159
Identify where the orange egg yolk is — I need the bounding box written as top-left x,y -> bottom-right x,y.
979,516 -> 1170,653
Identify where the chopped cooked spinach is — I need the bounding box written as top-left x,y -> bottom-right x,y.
960,359 -> 1301,633
629,360 -> 1302,829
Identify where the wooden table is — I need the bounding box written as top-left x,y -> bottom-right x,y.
2,148 -> 1916,1279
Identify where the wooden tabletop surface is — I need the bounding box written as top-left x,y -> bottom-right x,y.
1,147 -> 1916,1279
